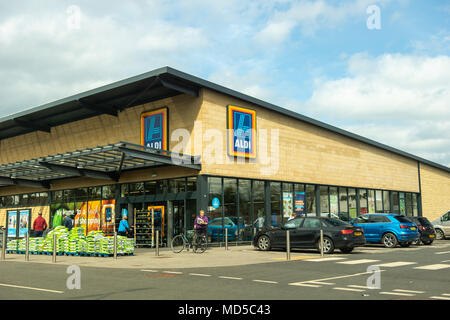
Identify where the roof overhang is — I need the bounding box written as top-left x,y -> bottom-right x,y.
0,141 -> 201,189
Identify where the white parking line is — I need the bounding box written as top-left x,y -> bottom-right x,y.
307,281 -> 335,285
189,273 -> 212,277
393,289 -> 425,294
252,280 -> 278,284
375,262 -> 417,267
337,259 -> 379,265
434,251 -> 450,255
441,260 -> 450,263
141,269 -> 158,272
443,293 -> 450,296
218,276 -> 242,280
0,283 -> 64,294
163,271 -> 183,274
289,283 -> 322,288
333,287 -> 365,292
288,270 -> 386,287
430,296 -> 450,300
347,285 -> 370,289
380,291 -> 415,296
414,264 -> 450,270
303,257 -> 347,262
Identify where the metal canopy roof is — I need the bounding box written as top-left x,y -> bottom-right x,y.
0,141 -> 201,189
0,66 -> 448,173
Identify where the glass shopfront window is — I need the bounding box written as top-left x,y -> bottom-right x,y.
305,185 -> 316,216
186,177 -> 197,192
359,189 -> 368,215
102,185 -> 115,200
89,186 -> 102,200
392,192 -> 399,214
169,178 -> 186,193
320,186 -> 329,217
329,187 -> 338,219
413,194 -> 418,216
145,181 -> 157,195
406,193 -> 413,217
367,189 -> 375,213
399,192 -> 406,215
270,182 -> 281,227
253,180 -> 265,229
348,188 -> 357,219
383,190 -> 390,213
375,190 -> 383,213
238,179 -> 252,241
339,187 -> 349,221
128,183 -> 144,197
282,183 -> 294,223
223,178 -> 237,219
208,177 -> 223,244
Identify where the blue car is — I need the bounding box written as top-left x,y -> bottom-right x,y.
350,214 -> 419,248
207,217 -> 246,241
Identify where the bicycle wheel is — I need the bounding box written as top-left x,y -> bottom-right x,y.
194,236 -> 207,253
171,235 -> 186,253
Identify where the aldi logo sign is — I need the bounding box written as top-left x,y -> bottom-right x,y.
227,105 -> 256,158
141,107 -> 168,150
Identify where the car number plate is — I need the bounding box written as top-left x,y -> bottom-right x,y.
429,234 -> 435,238
354,232 -> 362,236
411,227 -> 416,230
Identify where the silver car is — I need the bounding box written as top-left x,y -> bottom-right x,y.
432,211 -> 450,240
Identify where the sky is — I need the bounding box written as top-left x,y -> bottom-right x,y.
0,0 -> 449,167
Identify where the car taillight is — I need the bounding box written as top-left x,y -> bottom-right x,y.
341,229 -> 354,235
399,225 -> 410,229
419,225 -> 425,231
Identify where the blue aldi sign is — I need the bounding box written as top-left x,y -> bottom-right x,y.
227,105 -> 256,158
141,107 -> 168,150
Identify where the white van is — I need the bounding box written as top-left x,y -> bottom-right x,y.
432,211 -> 450,240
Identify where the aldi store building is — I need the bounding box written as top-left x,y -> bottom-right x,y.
0,66 -> 449,247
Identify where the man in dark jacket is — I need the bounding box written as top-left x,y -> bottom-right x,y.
63,213 -> 73,231
32,212 -> 47,237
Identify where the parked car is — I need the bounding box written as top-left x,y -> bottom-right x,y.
207,217 -> 246,241
431,211 -> 450,240
407,217 -> 436,245
350,214 -> 419,248
253,216 -> 366,254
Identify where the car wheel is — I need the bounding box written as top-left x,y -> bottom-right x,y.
423,240 -> 433,245
317,236 -> 335,254
340,247 -> 354,254
257,235 -> 271,251
382,232 -> 398,248
435,229 -> 445,240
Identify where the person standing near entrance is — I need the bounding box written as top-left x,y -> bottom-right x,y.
194,209 -> 209,238
32,212 -> 47,237
118,215 -> 131,237
63,213 -> 73,231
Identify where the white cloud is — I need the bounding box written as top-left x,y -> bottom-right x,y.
301,53 -> 450,167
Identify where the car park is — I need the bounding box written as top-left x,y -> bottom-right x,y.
253,216 -> 366,254
431,211 -> 450,240
407,216 -> 436,245
350,214 -> 419,248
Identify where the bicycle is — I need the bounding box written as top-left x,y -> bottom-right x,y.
171,229 -> 207,253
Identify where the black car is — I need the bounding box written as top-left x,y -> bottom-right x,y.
407,217 -> 436,245
253,216 -> 366,254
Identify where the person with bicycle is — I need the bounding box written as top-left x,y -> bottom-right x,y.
194,209 -> 208,240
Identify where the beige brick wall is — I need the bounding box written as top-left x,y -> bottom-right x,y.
198,88 -> 421,192
0,93 -> 202,164
420,163 -> 450,221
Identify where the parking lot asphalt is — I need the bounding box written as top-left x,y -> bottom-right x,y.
0,240 -> 449,300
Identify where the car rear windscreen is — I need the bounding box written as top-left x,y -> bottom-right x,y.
324,218 -> 350,227
417,217 -> 433,227
393,216 -> 413,223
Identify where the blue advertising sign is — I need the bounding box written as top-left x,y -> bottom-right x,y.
212,197 -> 220,209
294,192 -> 306,216
227,105 -> 256,158
141,107 -> 168,150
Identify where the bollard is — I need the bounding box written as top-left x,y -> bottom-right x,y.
320,229 -> 324,257
1,231 -> 6,261
225,228 -> 228,251
52,233 -> 57,263
155,230 -> 159,256
286,230 -> 291,261
25,231 -> 30,262
113,232 -> 117,260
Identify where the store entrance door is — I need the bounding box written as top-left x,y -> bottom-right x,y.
172,200 -> 185,237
